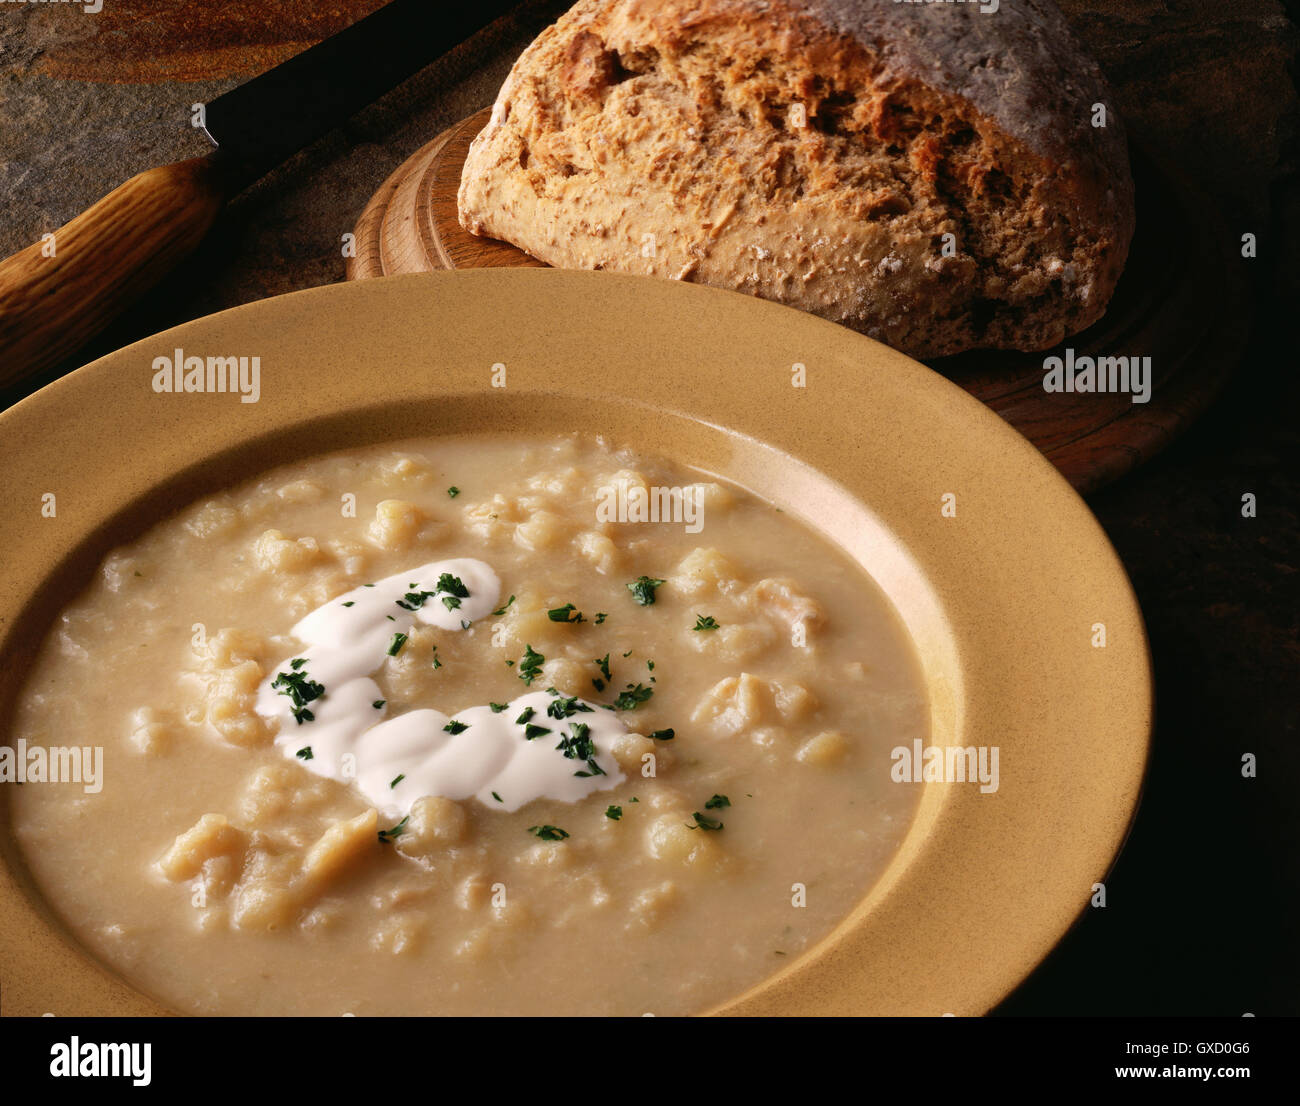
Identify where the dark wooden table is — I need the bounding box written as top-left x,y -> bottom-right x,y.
1,0 -> 1296,1014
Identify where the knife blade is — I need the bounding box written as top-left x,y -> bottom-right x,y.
203,0 -> 519,193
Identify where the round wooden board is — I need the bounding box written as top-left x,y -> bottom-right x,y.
348,108 -> 1249,494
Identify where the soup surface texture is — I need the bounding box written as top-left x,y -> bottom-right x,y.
10,435 -> 927,1015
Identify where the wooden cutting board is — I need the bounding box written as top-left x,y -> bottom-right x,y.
348,108 -> 1248,494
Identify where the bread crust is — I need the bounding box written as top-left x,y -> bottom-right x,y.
458,0 -> 1135,358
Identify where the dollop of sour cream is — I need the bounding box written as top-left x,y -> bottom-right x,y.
254,558 -> 626,818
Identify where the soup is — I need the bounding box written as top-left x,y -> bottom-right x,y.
9,434 -> 927,1015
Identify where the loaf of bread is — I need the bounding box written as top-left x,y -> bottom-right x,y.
457,0 -> 1135,359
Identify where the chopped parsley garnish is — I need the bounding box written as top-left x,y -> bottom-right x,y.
605,805 -> 622,821
295,747 -> 313,760
685,811 -> 724,831
547,694 -> 594,720
397,572 -> 466,612
390,774 -> 405,788
527,824 -> 569,841
547,603 -> 584,624
629,797 -> 639,803
443,719 -> 470,735
377,816 -> 409,842
518,644 -> 545,685
705,794 -> 731,809
558,721 -> 605,777
647,728 -> 675,741
594,612 -> 608,624
612,682 -> 654,711
272,666 -> 325,724
447,486 -> 460,498
372,699 -> 386,709
647,659 -> 655,671
489,702 -> 509,713
342,601 -> 355,607
693,615 -> 720,631
557,721 -> 595,760
592,653 -> 611,692
491,791 -> 503,802
627,575 -> 665,606
436,572 -> 469,599
387,631 -> 408,656
516,706 -> 535,724
492,595 -> 516,616
524,723 -> 552,740
395,588 -> 437,611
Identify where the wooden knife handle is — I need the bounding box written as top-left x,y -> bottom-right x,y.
0,156 -> 228,391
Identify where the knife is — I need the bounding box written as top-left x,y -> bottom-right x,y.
0,0 -> 519,391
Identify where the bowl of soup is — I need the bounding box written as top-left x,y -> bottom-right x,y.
0,270 -> 1151,1016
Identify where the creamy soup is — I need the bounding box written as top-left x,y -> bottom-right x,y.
9,435 -> 927,1015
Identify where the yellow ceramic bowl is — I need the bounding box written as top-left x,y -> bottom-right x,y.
0,270 -> 1151,1015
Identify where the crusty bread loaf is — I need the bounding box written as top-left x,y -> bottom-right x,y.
457,0 -> 1135,359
